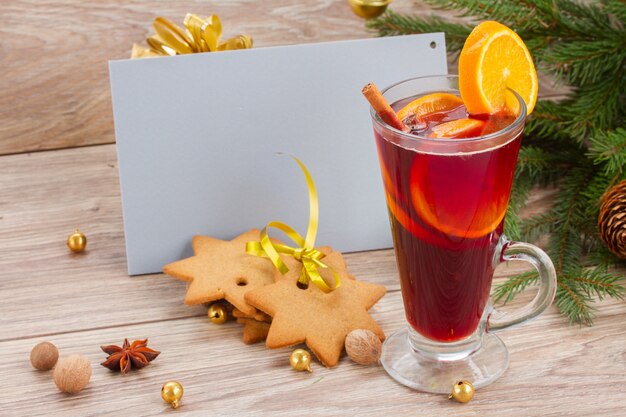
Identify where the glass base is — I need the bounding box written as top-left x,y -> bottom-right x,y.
380,327 -> 509,393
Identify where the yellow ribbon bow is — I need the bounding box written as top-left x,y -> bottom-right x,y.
246,157 -> 340,293
132,13 -> 253,58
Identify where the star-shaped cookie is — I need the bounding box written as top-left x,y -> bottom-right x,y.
245,251 -> 386,367
232,307 -> 272,323
163,229 -> 275,315
236,317 -> 271,345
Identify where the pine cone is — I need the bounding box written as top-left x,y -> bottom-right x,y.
598,180 -> 626,259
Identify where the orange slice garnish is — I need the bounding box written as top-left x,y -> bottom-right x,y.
429,118 -> 486,139
409,157 -> 510,239
458,21 -> 538,115
397,93 -> 464,121
385,190 -> 451,247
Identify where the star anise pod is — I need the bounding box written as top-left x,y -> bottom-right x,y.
100,338 -> 160,374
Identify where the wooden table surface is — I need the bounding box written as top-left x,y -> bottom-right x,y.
1,1 -> 624,416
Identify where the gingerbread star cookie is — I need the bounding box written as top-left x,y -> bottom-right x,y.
232,308 -> 272,323
163,229 -> 275,315
236,317 -> 272,344
245,251 -> 386,367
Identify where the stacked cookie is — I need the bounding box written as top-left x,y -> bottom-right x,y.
163,229 -> 386,367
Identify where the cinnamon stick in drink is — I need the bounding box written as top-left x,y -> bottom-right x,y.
362,83 -> 408,132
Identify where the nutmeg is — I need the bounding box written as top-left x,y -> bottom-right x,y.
345,329 -> 382,365
30,341 -> 59,371
53,355 -> 92,394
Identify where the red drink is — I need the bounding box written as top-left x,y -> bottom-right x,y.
371,30 -> 556,394
375,96 -> 520,342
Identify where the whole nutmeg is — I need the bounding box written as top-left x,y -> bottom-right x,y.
53,355 -> 92,394
30,341 -> 59,371
345,329 -> 382,365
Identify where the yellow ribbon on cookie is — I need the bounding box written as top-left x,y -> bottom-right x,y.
246,157 -> 340,293
132,13 -> 252,58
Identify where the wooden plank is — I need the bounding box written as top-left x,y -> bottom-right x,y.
0,291 -> 624,416
2,130 -> 623,415
0,0 -> 567,156
0,144 -> 561,340
0,0 -> 409,155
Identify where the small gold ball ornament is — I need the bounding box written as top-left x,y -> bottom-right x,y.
207,303 -> 228,324
348,0 -> 391,19
449,380 -> 475,403
290,348 -> 312,372
67,229 -> 87,252
161,381 -> 184,409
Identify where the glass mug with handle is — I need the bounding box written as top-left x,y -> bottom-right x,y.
369,75 -> 557,393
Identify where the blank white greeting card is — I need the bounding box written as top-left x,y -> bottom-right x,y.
109,33 -> 447,275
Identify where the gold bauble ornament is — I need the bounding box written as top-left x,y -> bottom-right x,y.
161,381 -> 184,409
67,229 -> 87,252
449,380 -> 475,403
208,303 -> 228,324
348,0 -> 391,19
289,348 -> 312,372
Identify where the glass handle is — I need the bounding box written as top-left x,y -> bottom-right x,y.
489,237 -> 557,330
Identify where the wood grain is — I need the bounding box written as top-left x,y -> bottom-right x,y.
0,0 -> 567,156
1,294 -> 624,416
0,144 -> 548,341
0,142 -> 624,416
1,2 -> 623,415
0,0 -> 412,155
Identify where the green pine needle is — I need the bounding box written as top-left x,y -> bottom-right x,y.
370,0 -> 626,325
556,277 -> 595,325
587,128 -> 626,176
492,271 -> 539,304
556,269 -> 624,325
366,11 -> 472,56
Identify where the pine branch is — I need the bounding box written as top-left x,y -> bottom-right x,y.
579,168 -> 625,230
587,128 -> 626,176
515,145 -> 553,180
548,166 -> 596,272
369,0 -> 626,325
604,0 -> 626,22
519,212 -> 557,243
588,246 -> 626,271
526,79 -> 625,144
555,276 -> 595,325
504,174 -> 533,241
564,76 -> 626,141
555,269 -> 625,325
544,38 -> 624,86
568,268 -> 625,301
421,0 -> 558,32
524,100 -> 572,142
366,11 -> 472,55
492,271 -> 539,304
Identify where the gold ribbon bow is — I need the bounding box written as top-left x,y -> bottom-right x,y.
246,157 -> 340,293
132,13 -> 252,58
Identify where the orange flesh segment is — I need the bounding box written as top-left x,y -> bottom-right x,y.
397,93 -> 464,121
429,118 -> 486,139
410,184 -> 508,239
458,21 -> 538,116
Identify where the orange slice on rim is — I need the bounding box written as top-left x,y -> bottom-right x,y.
459,21 -> 538,115
397,93 -> 464,121
429,118 -> 486,139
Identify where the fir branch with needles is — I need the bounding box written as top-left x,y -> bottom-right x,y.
368,0 -> 626,325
